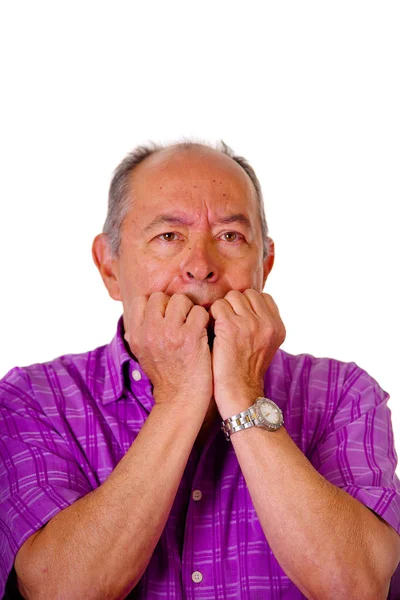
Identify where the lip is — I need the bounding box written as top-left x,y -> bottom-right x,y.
200,303 -> 212,311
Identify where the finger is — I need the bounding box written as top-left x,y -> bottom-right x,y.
146,291 -> 170,320
261,294 -> 286,339
261,293 -> 282,317
222,290 -> 254,317
244,288 -> 268,316
185,304 -> 210,330
209,298 -> 234,320
164,293 -> 195,326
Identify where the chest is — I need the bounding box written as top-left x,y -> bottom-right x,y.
58,395 -> 308,598
129,435 -> 305,599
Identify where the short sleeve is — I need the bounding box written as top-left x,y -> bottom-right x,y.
310,363 -> 400,535
0,367 -> 92,598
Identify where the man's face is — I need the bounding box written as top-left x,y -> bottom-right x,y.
94,146 -> 274,323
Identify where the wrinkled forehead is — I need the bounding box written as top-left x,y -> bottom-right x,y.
127,146 -> 258,213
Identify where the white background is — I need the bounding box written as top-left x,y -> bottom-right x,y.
0,2 -> 399,462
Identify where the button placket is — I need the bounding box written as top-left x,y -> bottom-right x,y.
182,421 -> 223,595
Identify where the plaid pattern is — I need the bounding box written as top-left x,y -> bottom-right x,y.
1,316 -> 399,598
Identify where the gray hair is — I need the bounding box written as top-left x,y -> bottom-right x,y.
102,139 -> 272,259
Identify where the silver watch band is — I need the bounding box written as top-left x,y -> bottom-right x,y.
221,406 -> 259,441
221,398 -> 284,441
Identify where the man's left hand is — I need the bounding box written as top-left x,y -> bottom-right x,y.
209,289 -> 286,418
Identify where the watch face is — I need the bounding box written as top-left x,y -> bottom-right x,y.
257,399 -> 283,428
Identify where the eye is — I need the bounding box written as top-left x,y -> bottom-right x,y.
220,232 -> 244,243
158,232 -> 180,242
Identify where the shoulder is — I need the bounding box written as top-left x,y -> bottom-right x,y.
268,347 -> 387,407
266,348 -> 390,453
0,343 -> 109,413
0,345 -> 108,386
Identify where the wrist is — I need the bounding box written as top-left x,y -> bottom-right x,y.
215,388 -> 264,421
220,397 -> 284,440
152,393 -> 211,416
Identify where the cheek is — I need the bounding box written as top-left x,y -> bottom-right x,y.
124,260 -> 177,296
228,261 -> 264,288
252,264 -> 264,286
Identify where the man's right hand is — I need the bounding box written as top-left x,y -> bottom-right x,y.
124,292 -> 213,409
14,292 -> 215,599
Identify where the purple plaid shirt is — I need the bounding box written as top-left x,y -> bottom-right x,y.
1,316 -> 399,599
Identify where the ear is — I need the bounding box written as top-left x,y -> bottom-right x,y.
262,237 -> 275,287
91,234 -> 122,301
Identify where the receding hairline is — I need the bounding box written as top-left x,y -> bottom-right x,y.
102,138 -> 272,259
125,142 -> 257,200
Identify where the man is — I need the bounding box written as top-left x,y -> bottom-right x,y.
0,140 -> 399,599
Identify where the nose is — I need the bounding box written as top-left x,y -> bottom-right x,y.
181,240 -> 219,283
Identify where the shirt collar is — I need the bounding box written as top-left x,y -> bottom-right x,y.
98,315 -> 152,406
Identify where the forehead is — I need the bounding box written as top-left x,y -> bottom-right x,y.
126,146 -> 259,217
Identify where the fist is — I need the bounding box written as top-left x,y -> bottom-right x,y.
210,289 -> 286,414
124,292 -> 213,409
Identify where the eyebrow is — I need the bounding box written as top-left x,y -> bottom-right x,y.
143,213 -> 252,232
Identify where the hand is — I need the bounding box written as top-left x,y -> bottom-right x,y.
209,289 -> 286,417
124,292 -> 213,410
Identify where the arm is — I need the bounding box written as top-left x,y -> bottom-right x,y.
229,421 -> 400,600
15,401 -> 206,600
210,288 -> 400,600
15,292 -> 213,600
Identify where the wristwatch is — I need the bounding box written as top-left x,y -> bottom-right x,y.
221,397 -> 284,441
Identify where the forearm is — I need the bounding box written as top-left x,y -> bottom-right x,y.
16,401 -> 206,600
231,425 -> 396,600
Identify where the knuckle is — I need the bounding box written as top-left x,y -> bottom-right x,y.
190,304 -> 205,316
213,298 -> 225,307
165,337 -> 182,351
187,306 -> 208,328
225,289 -> 241,299
146,332 -> 157,346
173,293 -> 193,305
264,323 -> 276,337
248,316 -> 258,331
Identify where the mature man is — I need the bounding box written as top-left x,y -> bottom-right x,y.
0,140 -> 399,599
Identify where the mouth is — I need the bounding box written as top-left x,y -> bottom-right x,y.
200,303 -> 212,311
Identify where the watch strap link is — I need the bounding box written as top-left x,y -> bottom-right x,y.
221,406 -> 261,441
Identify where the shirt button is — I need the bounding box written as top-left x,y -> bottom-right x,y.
132,369 -> 142,381
192,571 -> 203,583
192,489 -> 202,501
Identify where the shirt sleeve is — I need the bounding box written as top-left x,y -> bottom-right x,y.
309,362 -> 400,536
0,366 -> 93,598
